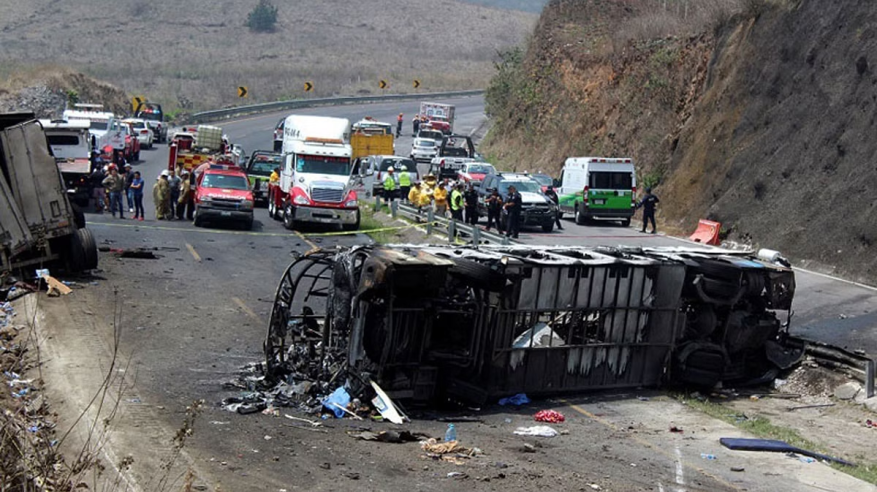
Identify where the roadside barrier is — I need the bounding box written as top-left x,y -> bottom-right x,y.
689,219 -> 721,245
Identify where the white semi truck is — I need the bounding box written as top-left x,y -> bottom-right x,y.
267,115 -> 360,231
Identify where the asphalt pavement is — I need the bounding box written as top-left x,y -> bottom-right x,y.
63,94 -> 877,491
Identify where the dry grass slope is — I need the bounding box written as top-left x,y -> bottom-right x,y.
0,0 -> 536,111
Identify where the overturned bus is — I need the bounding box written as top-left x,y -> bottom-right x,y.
264,245 -> 798,405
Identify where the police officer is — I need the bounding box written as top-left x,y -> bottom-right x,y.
450,183 -> 464,221
544,185 -> 563,230
485,188 -> 503,232
637,186 -> 660,233
464,182 -> 479,225
504,185 -> 522,239
383,167 -> 397,205
398,165 -> 411,203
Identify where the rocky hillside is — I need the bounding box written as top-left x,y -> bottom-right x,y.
483,0 -> 877,283
0,0 -> 535,111
0,67 -> 129,119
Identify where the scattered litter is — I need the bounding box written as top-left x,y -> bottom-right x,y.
700,454 -> 717,460
210,421 -> 231,425
799,457 -> 816,464
498,393 -> 530,406
669,426 -> 684,433
447,472 -> 467,479
322,387 -> 351,419
786,403 -> 835,412
343,472 -> 360,480
283,414 -> 322,427
504,418 -> 512,423
521,443 -> 536,453
437,416 -> 483,423
42,275 -> 72,297
720,437 -> 854,467
534,410 -> 565,423
371,381 -> 405,424
349,430 -> 429,443
126,398 -> 141,404
513,426 -> 558,438
730,466 -> 745,472
589,484 -> 601,490
867,419 -> 877,429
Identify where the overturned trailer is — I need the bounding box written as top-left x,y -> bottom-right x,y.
264,245 -> 798,405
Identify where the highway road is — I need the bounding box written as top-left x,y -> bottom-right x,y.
58,95 -> 877,491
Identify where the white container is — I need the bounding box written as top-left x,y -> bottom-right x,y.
195,125 -> 222,150
757,249 -> 782,263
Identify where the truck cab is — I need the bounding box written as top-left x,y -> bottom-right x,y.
268,115 -> 359,231
63,104 -> 120,152
40,119 -> 94,206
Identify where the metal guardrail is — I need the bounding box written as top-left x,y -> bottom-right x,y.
384,200 -> 511,246
189,90 -> 485,124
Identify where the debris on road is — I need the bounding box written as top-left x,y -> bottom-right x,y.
533,409 -> 565,423
669,426 -> 684,433
720,437 -> 855,467
348,430 -> 429,443
421,438 -> 479,464
513,425 -> 559,438
499,393 -> 531,406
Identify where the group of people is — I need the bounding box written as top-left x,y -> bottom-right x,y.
410,113 -> 433,136
89,160 -> 194,221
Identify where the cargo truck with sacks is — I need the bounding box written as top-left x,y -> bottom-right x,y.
267,115 -> 360,231
0,113 -> 98,273
168,124 -> 225,173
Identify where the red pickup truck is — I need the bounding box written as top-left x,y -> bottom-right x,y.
193,163 -> 255,230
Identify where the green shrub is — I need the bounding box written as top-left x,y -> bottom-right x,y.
246,0 -> 278,33
66,89 -> 79,105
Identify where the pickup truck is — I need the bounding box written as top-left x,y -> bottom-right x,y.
244,150 -> 281,206
40,119 -> 94,206
0,113 -> 98,273
193,163 -> 255,230
428,134 -> 477,181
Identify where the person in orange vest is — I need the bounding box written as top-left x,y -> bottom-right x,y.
396,113 -> 403,138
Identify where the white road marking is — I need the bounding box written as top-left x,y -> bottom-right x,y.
675,447 -> 686,491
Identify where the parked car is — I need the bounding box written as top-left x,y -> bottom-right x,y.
416,128 -> 444,142
244,150 -> 281,206
123,118 -> 154,149
273,118 -> 284,152
477,173 -> 557,232
456,162 -> 496,187
135,102 -> 167,142
410,137 -> 438,163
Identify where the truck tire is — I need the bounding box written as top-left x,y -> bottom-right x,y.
575,203 -> 587,225
244,217 -> 254,231
78,228 -> 99,270
268,199 -> 276,220
64,232 -> 87,273
71,203 -> 86,229
541,221 -> 554,233
283,204 -> 296,230
193,207 -> 204,227
621,218 -> 631,227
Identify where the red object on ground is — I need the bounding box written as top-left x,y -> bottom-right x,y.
689,219 -> 721,245
534,410 -> 565,423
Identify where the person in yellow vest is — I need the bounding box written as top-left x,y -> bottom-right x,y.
398,165 -> 412,203
383,167 -> 397,205
449,183 -> 464,221
433,181 -> 448,216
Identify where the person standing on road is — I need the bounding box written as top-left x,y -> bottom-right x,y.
637,187 -> 660,234
102,167 -> 126,219
167,168 -> 181,220
485,188 -> 503,232
120,164 -> 133,213
432,178 -> 448,216
383,167 -> 397,206
504,185 -> 522,239
464,183 -> 479,225
177,170 -> 193,220
544,186 -> 564,231
269,167 -> 280,184
398,165 -> 411,204
412,114 -> 420,136
90,163 -> 106,213
130,171 -> 144,220
450,183 -> 464,222
396,113 -> 403,138
154,171 -> 170,220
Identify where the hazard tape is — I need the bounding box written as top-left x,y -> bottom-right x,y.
301,222 -> 427,237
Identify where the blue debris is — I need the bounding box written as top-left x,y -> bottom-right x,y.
322,386 -> 351,418
498,393 -> 530,406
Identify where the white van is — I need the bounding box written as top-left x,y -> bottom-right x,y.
63,104 -> 121,151
557,157 -> 636,226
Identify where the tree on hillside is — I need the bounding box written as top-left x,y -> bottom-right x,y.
246,0 -> 278,33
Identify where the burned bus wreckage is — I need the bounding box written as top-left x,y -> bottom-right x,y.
262,244 -> 799,406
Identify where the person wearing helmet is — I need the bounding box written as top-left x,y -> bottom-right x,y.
396,113 -> 403,138
398,165 -> 411,203
636,186 -> 660,233
154,170 -> 171,220
383,166 -> 397,205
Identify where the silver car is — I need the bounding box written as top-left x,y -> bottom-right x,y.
410,137 -> 438,163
